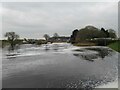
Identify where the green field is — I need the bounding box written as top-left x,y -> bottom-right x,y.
108,41 -> 120,53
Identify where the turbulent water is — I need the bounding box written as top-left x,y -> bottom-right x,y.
2,43 -> 118,89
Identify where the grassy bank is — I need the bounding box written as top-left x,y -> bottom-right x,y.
73,42 -> 96,46
108,41 -> 120,53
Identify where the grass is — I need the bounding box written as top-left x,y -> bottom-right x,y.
108,41 -> 120,53
73,42 -> 96,46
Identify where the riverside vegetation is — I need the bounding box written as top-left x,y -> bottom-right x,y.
108,41 -> 120,52
1,25 -> 119,52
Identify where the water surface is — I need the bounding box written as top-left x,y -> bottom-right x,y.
2,43 -> 118,88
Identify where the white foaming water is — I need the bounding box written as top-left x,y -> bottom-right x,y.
6,43 -> 99,58
97,80 -> 118,88
4,43 -> 79,58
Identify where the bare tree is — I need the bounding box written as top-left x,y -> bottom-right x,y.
43,34 -> 50,41
53,33 -> 59,38
5,32 -> 19,50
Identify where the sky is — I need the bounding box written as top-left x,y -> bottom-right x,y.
1,2 -> 118,39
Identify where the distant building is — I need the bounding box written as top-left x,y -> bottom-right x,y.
48,36 -> 70,42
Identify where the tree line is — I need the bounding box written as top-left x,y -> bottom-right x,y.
3,32 -> 60,50
43,33 -> 59,41
3,25 -> 118,50
70,25 -> 117,45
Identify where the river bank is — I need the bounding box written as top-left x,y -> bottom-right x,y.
73,40 -> 120,53
108,41 -> 120,53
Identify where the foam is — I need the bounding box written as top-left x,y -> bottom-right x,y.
97,80 -> 118,88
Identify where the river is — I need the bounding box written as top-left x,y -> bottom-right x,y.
1,43 -> 118,89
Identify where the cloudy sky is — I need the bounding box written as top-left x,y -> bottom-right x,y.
1,2 -> 118,39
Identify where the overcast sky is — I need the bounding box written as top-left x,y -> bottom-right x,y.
1,2 -> 118,39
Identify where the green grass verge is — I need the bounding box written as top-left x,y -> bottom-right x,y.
108,41 -> 120,53
73,42 -> 96,46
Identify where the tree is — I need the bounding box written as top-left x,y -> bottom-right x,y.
70,29 -> 79,43
101,28 -> 109,38
43,34 -> 50,41
101,28 -> 117,38
101,28 -> 106,32
108,29 -> 117,38
53,33 -> 59,38
5,32 -> 19,50
76,26 -> 101,41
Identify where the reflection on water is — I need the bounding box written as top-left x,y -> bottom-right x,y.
73,53 -> 95,62
73,47 -> 114,62
44,44 -> 50,51
52,44 -> 59,51
2,43 -> 118,88
7,44 -> 20,52
85,47 -> 113,59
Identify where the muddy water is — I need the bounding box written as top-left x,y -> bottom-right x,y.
2,43 -> 118,88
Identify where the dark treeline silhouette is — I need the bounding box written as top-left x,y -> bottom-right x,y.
2,25 -> 118,50
4,32 -> 22,50
3,32 -> 47,50
2,32 -> 70,50
70,25 -> 117,46
23,38 -> 47,45
43,33 -> 70,43
70,29 -> 79,44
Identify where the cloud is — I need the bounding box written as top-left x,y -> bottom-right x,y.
2,2 -> 118,39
